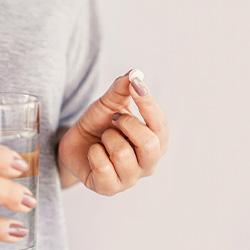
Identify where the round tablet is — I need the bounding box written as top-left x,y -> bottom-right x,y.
128,69 -> 145,82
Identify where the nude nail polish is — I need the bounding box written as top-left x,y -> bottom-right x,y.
112,112 -> 121,121
21,193 -> 37,209
11,156 -> 29,172
131,78 -> 148,96
128,69 -> 148,96
9,223 -> 29,238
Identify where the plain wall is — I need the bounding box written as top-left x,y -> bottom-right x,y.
63,1 -> 250,250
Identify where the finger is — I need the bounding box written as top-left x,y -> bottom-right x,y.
78,73 -> 132,137
0,145 -> 29,178
128,71 -> 167,134
0,178 -> 37,213
0,218 -> 29,243
101,129 -> 141,186
112,113 -> 161,173
86,143 -> 122,196
100,74 -> 131,112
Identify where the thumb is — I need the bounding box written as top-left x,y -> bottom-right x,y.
100,74 -> 131,111
78,73 -> 132,137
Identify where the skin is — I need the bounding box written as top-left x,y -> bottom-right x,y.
58,73 -> 168,195
0,72 -> 168,243
0,145 -> 36,243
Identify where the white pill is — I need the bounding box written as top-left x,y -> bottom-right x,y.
128,69 -> 145,82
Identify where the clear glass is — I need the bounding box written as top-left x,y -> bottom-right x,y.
0,93 -> 40,250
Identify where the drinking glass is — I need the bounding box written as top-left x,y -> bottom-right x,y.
0,93 -> 40,250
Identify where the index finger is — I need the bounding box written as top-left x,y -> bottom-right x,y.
127,70 -> 167,134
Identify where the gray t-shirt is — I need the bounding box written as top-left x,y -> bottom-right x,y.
0,1 -> 100,249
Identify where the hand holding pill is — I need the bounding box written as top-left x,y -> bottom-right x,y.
59,69 -> 168,195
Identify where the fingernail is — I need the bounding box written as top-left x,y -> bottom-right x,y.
9,223 -> 29,238
11,157 -> 29,172
131,78 -> 148,96
112,112 -> 121,121
21,193 -> 37,209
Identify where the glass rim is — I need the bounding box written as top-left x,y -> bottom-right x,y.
0,92 -> 40,106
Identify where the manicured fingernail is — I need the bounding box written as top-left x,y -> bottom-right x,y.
9,223 -> 29,238
11,157 -> 29,172
131,78 -> 148,96
112,112 -> 121,121
128,69 -> 148,96
21,193 -> 37,209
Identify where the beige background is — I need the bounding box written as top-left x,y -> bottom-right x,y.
63,1 -> 250,249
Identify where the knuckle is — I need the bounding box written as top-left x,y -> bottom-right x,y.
0,180 -> 25,210
143,135 -> 161,154
88,143 -> 101,156
92,163 -> 110,174
8,185 -> 23,206
110,147 -> 131,164
4,190 -> 20,209
101,128 -> 116,142
88,144 -> 97,154
98,186 -> 119,197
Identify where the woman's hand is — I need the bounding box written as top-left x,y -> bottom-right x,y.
0,145 -> 36,243
59,70 -> 168,195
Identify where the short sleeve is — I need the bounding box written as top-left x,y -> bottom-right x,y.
58,0 -> 101,128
